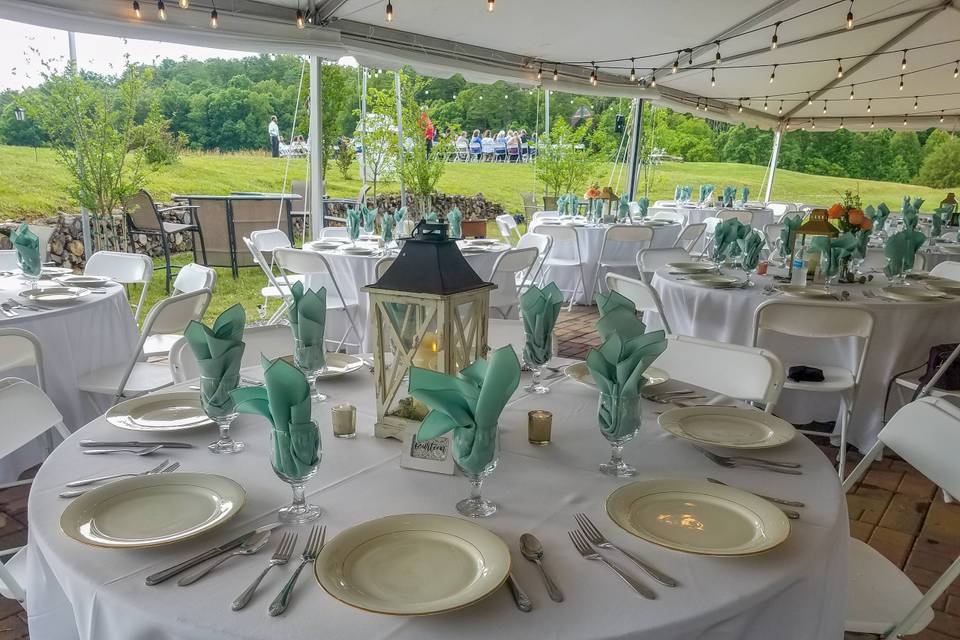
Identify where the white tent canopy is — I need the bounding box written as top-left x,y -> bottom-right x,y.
5,0 -> 960,132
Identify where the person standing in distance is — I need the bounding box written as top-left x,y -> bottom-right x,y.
268,115 -> 281,158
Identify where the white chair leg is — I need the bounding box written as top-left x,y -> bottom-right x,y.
837,407 -> 849,480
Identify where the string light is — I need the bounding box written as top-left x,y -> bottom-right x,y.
778,100 -> 783,115
807,92 -> 812,105
899,74 -> 904,90
771,21 -> 780,50
738,99 -> 743,112
671,52 -> 679,74
769,64 -> 776,83
132,0 -> 141,17
209,4 -> 218,27
715,41 -> 721,65
178,0 -> 188,7
954,61 -> 958,78
867,98 -> 871,112
823,100 -> 828,114
688,49 -> 694,66
297,7 -> 306,27
903,114 -> 908,126
870,118 -> 875,128
536,64 -> 542,81
711,68 -> 716,86
157,0 -> 166,20
763,97 -> 768,111
553,67 -> 558,81
384,1 -> 392,22
941,111 -> 945,123
649,71 -> 656,87
840,118 -> 845,129
847,0 -> 854,29
487,0 -> 494,12
914,96 -> 919,110
629,59 -> 636,82
901,50 -> 907,70
590,64 -> 597,86
849,85 -> 854,100
837,59 -> 843,78
811,119 -> 816,129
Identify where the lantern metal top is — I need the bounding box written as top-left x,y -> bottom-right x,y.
798,208 -> 839,238
365,218 -> 494,296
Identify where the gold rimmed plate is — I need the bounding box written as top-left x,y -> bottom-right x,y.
106,392 -> 213,432
658,406 -> 795,449
314,513 -> 510,616
666,261 -> 717,274
880,285 -> 950,302
60,473 -> 245,548
563,361 -> 668,389
260,353 -> 365,382
20,286 -> 90,304
54,274 -> 114,287
685,274 -> 740,289
774,284 -> 834,299
606,478 -> 790,556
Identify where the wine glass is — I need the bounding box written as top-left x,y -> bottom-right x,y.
270,423 -> 322,524
200,373 -> 245,454
521,328 -> 552,395
295,338 -> 328,402
17,255 -> 41,290
597,392 -> 641,477
455,434 -> 499,518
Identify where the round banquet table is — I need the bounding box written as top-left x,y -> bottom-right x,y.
26,336 -> 845,640
921,245 -> 960,271
652,267 -> 960,451
528,220 -> 682,304
302,240 -> 509,351
0,275 -> 138,481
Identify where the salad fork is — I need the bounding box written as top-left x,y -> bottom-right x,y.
65,459 -> 171,487
692,444 -> 802,469
697,447 -> 802,475
574,513 -> 677,587
269,525 -> 325,616
568,530 -> 656,599
232,531 -> 298,611
59,462 -> 180,498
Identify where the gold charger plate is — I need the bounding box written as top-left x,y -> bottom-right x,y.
658,406 -> 795,449
606,478 -> 790,556
314,513 -> 510,616
666,262 -> 717,274
685,274 -> 740,289
60,473 -> 245,548
879,285 -> 950,302
20,286 -> 90,304
54,274 -> 114,287
774,284 -> 834,299
106,391 -> 213,431
268,353 -> 365,381
563,361 -> 668,388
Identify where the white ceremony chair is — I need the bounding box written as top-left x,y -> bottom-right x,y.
245,230 -> 304,324
648,210 -> 686,224
495,214 -> 522,245
930,261 -> 960,281
274,247 -> 363,351
717,209 -> 754,225
861,247 -> 923,273
84,251 -> 153,323
0,328 -> 44,390
841,396 -> 960,638
593,224 -> 653,295
0,378 -> 72,603
487,247 -> 539,319
752,300 -> 874,479
606,273 -> 671,333
515,233 -> 552,288
320,227 -> 349,239
673,223 -> 706,253
535,224 -> 586,310
78,289 -> 211,405
700,216 -> 724,258
636,247 -> 690,283
0,251 -> 17,271
142,263 -> 216,357
763,223 -> 784,251
374,257 -> 395,280
170,324 -> 294,383
27,224 -> 54,262
654,335 -> 784,411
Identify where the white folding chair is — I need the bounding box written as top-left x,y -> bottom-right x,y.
606,273 -> 671,333
628,202 -> 642,217
648,210 -> 686,224
766,201 -> 798,222
170,324 -> 294,383
245,230 -> 303,324
752,300 -> 874,479
861,247 -> 923,273
0,378 -> 71,603
636,247 -> 690,283
84,251 -> 153,323
763,223 -> 784,251
0,251 -> 17,271
0,328 -> 44,390
536,224 -> 586,310
592,225 -> 653,295
374,257 -> 395,280
487,247 -> 539,319
673,223 -> 706,253
930,261 -> 960,281
654,335 -> 784,411
495,214 -> 522,245
320,227 -> 349,239
717,209 -> 754,225
841,396 -> 960,638
515,232 -> 552,288
27,224 -> 54,262
142,264 -> 216,357
78,289 -> 211,404
700,216 -> 723,258
274,247 -> 363,351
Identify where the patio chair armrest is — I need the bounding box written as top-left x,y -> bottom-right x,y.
157,205 -> 198,213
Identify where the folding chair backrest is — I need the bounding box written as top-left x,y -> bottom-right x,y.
242,324 -> 295,369
123,190 -> 161,232
536,224 -> 578,247
375,257 -> 394,279
654,335 -> 784,409
877,397 -> 960,498
763,223 -> 784,248
675,222 -> 706,251
173,263 -> 216,294
637,247 -> 689,276
604,224 -> 653,244
250,228 -> 292,254
605,273 -> 670,333
0,329 -> 44,390
754,300 -> 874,339
169,336 -> 197,383
495,216 -> 515,243
27,224 -> 55,262
649,210 -> 686,224
491,247 -> 538,277
703,216 -> 722,236
142,289 -> 212,337
0,377 -> 69,459
930,261 -> 960,282
766,202 -> 790,221
320,227 -> 349,239
0,251 -> 17,271
85,251 -> 152,284
274,247 -> 333,277
718,209 -> 753,225
628,202 -> 642,216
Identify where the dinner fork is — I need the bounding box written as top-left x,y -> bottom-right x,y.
574,513 -> 677,587
269,525 -> 325,616
697,447 -> 802,475
568,530 -> 656,599
692,444 -> 802,469
59,462 -> 180,498
65,458 -> 171,487
231,531 -> 298,611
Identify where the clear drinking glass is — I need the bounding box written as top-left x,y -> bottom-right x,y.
597,393 -> 641,477
269,424 -> 322,524
455,436 -> 499,518
200,374 -> 245,454
294,338 -> 328,402
521,331 -> 552,395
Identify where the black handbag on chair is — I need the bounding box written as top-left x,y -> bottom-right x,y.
910,344 -> 960,401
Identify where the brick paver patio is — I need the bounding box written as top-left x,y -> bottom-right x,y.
0,306 -> 956,639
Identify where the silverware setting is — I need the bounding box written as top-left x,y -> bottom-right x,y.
65,458 -> 171,488
81,445 -> 165,456
568,530 -> 656,599
60,461 -> 180,498
696,445 -> 803,475
706,477 -> 805,507
519,533 -> 564,602
269,524 -> 325,616
506,573 -> 533,612
232,531 -> 298,611
706,478 -> 803,519
574,513 -> 678,587
863,289 -> 893,303
178,530 -> 273,586
0,302 -> 18,316
692,444 -> 801,469
79,440 -> 194,449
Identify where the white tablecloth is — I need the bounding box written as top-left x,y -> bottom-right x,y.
652,268 -> 960,450
27,330 -> 846,640
528,222 -> 682,304
303,243 -> 507,351
0,277 -> 138,481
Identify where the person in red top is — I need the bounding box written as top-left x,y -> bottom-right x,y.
420,110 -> 435,157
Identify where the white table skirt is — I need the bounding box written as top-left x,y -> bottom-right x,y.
26,335 -> 846,640
0,278 -> 138,482
652,268 -> 960,450
528,222 -> 682,305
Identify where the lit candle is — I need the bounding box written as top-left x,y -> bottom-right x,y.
528,410 -> 553,445
331,404 -> 357,439
412,332 -> 440,369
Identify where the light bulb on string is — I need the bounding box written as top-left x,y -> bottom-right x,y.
384,1 -> 392,22
133,0 -> 141,17
847,0 -> 854,29
940,111 -> 945,123
769,64 -> 776,83
672,51 -> 679,74
914,96 -> 919,110
763,97 -> 768,111
553,67 -> 558,81
687,49 -> 694,66
823,100 -> 828,114
629,59 -> 635,82
590,64 -> 597,86
738,99 -> 743,113
954,61 -> 958,78
297,7 -> 306,27
536,64 -> 542,81
649,71 -> 656,87
849,85 -> 854,100
210,6 -> 218,27
487,0 -> 494,12
711,68 -> 716,86
811,119 -> 816,129
157,0 -> 166,20
778,100 -> 783,115
901,50 -> 907,70
807,92 -> 812,105
840,118 -> 845,129
903,114 -> 908,126
870,118 -> 875,128
867,98 -> 871,112
178,0 -> 188,8
837,59 -> 843,78
899,75 -> 904,91
771,22 -> 780,50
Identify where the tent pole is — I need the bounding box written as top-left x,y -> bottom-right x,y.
626,98 -> 644,201
544,88 -> 550,139
309,57 -> 324,240
394,71 -> 406,209
68,32 -> 94,258
763,128 -> 782,203
359,68 -> 368,185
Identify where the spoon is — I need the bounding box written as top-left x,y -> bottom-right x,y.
519,533 -> 564,602
177,531 -> 272,586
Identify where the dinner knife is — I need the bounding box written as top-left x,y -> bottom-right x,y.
80,440 -> 194,449
145,522 -> 283,586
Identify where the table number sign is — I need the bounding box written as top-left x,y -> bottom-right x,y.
400,430 -> 455,474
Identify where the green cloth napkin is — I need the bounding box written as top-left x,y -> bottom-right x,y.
741,186 -> 750,204
903,209 -> 919,231
674,185 -> 682,201
870,203 -> 890,232
595,289 -> 647,341
855,228 -> 871,259
10,223 -> 41,277
556,193 -> 568,215
683,186 -> 692,201
411,346 -> 521,476
422,211 -> 438,223
618,195 -> 630,221
811,233 -> 859,277
699,185 -> 708,203
184,304 -> 246,415
722,186 -> 736,208
231,356 -> 318,479
932,210 -> 944,237
381,214 -> 395,243
288,281 -> 326,371
520,283 -> 563,366
346,207 -> 361,241
637,197 -> 649,218
884,228 -> 925,277
447,207 -> 463,239
587,331 -> 667,439
362,206 -> 378,233
780,215 -> 802,256
592,197 -> 604,222
738,229 -> 764,271
394,206 -> 408,225
568,194 -> 579,216
712,217 -> 745,262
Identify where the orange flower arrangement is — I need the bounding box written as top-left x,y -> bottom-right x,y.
847,208 -> 865,225
584,183 -> 602,199
827,203 -> 845,219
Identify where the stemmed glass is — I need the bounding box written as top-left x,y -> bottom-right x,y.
269,423 -> 322,524
200,373 -> 245,454
295,338 -> 328,402
456,436 -> 499,518
522,330 -> 552,395
597,392 -> 641,477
